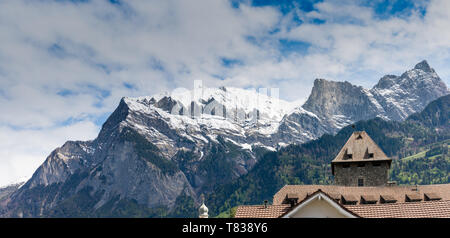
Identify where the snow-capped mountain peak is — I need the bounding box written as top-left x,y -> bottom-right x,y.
2,60 -> 448,218
122,60 -> 449,148
413,60 -> 434,73
370,60 -> 449,121
123,85 -> 302,142
132,86 -> 297,123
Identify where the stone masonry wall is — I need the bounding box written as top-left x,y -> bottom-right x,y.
333,161 -> 389,186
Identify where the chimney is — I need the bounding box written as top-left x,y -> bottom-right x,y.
387,181 -> 397,186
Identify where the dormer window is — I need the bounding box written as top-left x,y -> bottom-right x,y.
380,195 -> 397,204
329,193 -> 340,202
361,195 -> 377,204
345,147 -> 353,160
341,195 -> 358,205
331,131 -> 392,187
366,148 -> 374,159
284,193 -> 300,207
405,194 -> 422,202
424,193 -> 441,201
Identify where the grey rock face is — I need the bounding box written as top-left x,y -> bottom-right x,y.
26,141 -> 93,189
0,183 -> 23,201
302,79 -> 385,128
300,60 -> 449,131
0,99 -> 197,217
1,60 -> 448,217
0,97 -> 261,217
84,137 -> 192,210
414,60 -> 434,72
0,183 -> 23,215
156,96 -> 178,112
303,79 -> 383,121
274,109 -> 328,144
370,60 -> 449,121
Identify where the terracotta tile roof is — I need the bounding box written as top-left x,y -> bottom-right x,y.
236,186 -> 450,218
346,200 -> 450,218
273,184 -> 450,205
235,205 -> 291,218
331,131 -> 391,166
235,200 -> 450,218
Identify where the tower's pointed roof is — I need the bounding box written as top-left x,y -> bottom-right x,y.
332,131 -> 391,165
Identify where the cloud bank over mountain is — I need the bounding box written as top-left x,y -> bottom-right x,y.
1,0 -> 450,186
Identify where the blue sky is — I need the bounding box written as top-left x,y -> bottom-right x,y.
1,0 -> 450,186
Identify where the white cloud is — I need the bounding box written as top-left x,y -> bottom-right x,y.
277,0 -> 450,88
0,0 -> 284,185
0,121 -> 99,187
0,0 -> 450,186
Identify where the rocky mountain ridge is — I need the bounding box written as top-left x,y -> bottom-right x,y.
0,60 -> 448,217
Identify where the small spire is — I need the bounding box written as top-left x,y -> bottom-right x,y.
199,194 -> 208,218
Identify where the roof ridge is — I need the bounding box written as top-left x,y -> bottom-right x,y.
331,131 -> 391,165
279,189 -> 361,218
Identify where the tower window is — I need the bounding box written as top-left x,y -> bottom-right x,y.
368,153 -> 374,158
345,147 -> 353,160
358,178 -> 364,187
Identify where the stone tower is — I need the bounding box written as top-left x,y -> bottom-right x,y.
331,131 -> 392,187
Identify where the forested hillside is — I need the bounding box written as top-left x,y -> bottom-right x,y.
206,95 -> 450,217
391,139 -> 449,185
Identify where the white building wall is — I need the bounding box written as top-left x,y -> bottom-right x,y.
289,198 -> 349,218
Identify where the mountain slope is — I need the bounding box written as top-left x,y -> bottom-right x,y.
407,94 -> 450,129
0,61 -> 448,217
0,183 -> 23,201
303,79 -> 386,124
298,60 -> 449,136
205,94 -> 450,216
0,94 -> 274,217
390,139 -> 449,185
371,60 -> 449,121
